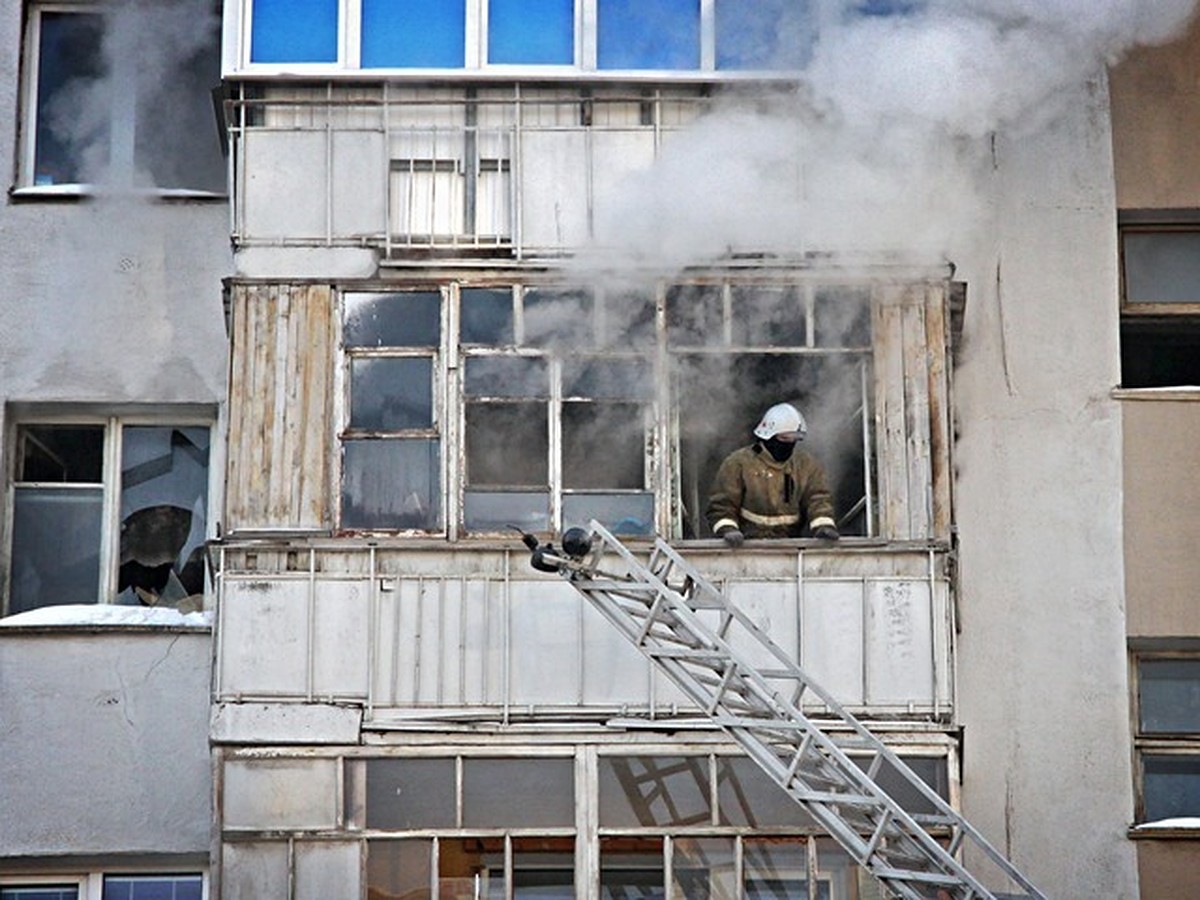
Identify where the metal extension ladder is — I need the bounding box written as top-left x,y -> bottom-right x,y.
534,522 -> 1047,900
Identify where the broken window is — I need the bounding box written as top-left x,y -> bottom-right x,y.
20,1 -> 224,192
336,279 -> 885,539
1119,220 -> 1200,388
6,415 -> 212,616
1133,654 -> 1200,823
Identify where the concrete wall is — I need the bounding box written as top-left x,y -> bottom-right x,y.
950,81 -> 1138,895
0,629 -> 213,859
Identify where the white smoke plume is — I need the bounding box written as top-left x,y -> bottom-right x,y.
583,0 -> 1200,271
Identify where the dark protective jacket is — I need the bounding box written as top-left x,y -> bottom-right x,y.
705,443 -> 836,538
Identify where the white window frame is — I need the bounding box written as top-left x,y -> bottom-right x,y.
17,0 -> 225,197
3,408 -> 219,614
0,872 -> 208,900
234,0 -> 794,79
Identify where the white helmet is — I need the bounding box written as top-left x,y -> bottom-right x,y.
753,402 -> 807,441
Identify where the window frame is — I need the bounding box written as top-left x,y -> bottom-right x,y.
1131,650 -> 1200,825
0,871 -> 207,900
235,0 -> 812,77
333,279 -> 880,541
16,0 -> 226,197
3,408 -> 219,616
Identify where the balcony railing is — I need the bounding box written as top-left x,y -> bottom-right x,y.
212,540 -> 954,728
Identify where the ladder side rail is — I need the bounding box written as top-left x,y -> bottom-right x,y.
578,523 -> 1047,900
636,531 -> 1047,898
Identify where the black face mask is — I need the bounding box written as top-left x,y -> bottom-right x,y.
762,437 -> 796,462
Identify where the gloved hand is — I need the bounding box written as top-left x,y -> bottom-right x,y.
718,527 -> 745,548
813,525 -> 840,541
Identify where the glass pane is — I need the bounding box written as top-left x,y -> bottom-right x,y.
34,11 -> 106,186
1,889 -> 79,900
489,0 -> 574,65
716,757 -> 815,827
523,288 -> 594,348
464,490 -> 550,533
509,837 -> 576,899
251,0 -> 338,63
366,758 -> 456,829
342,439 -> 441,530
743,838 -> 832,899
601,289 -> 657,350
1140,659 -> 1200,733
131,4 -> 225,192
673,838 -> 736,900
730,285 -> 806,347
562,492 -> 653,535
562,402 -> 645,489
1143,755 -> 1200,821
814,286 -> 872,348
716,0 -> 813,71
600,838 -> 663,899
362,0 -> 466,67
666,284 -> 723,346
465,356 -> 549,397
463,758 -> 574,827
1124,230 -> 1200,304
344,291 -> 442,347
350,357 -> 434,431
101,875 -> 203,900
441,836 -> 504,898
10,486 -> 103,614
852,755 -> 947,816
599,757 -> 712,827
367,840 -> 432,899
461,288 -> 515,344
17,425 -> 104,482
117,427 -> 210,609
563,358 -> 653,400
598,0 -> 700,70
465,401 -> 548,487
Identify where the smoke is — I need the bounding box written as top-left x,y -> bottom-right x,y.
580,0 -> 1199,271
40,0 -> 224,192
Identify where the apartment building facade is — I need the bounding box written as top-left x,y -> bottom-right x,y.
2,2 -> 1199,899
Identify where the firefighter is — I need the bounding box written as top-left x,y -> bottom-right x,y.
705,402 -> 840,547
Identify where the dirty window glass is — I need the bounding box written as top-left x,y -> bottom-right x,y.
464,356 -> 548,398
488,0 -> 574,64
462,758 -> 574,827
599,757 -> 712,827
461,288 -> 514,344
562,402 -> 644,489
367,840 -> 433,900
1123,230 -> 1200,305
523,288 -> 594,348
666,284 -> 723,346
465,401 -> 548,487
730,285 -> 807,347
344,292 -> 442,347
32,11 -> 105,186
362,0 -> 465,67
117,427 -> 210,609
342,438 -> 441,530
350,358 -> 435,431
251,0 -> 338,63
366,758 -> 456,829
598,0 -> 700,70
1140,659 -> 1200,734
10,486 -> 103,614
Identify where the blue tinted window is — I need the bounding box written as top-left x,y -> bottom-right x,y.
251,0 -> 337,63
716,0 -> 813,70
102,876 -> 202,900
489,0 -> 573,64
598,0 -> 699,70
362,0 -> 465,68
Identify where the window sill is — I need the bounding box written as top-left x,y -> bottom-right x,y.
10,185 -> 228,203
0,604 -> 213,631
1129,819 -> 1200,839
1112,386 -> 1200,401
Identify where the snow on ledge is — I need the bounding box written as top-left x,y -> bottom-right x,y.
0,604 -> 213,628
1132,818 -> 1200,831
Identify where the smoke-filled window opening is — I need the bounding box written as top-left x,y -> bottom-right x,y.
669,282 -> 875,540
1118,220 -> 1200,389
5,412 -> 214,617
18,0 -> 225,194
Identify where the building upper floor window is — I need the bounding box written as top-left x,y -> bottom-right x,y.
1119,215 -> 1200,389
0,873 -> 204,900
236,0 -> 824,74
17,1 -> 225,194
336,280 -> 874,540
4,411 -> 213,617
1132,652 -> 1200,824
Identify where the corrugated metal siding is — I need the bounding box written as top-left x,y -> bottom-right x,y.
872,284 -> 952,541
226,284 -> 335,532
